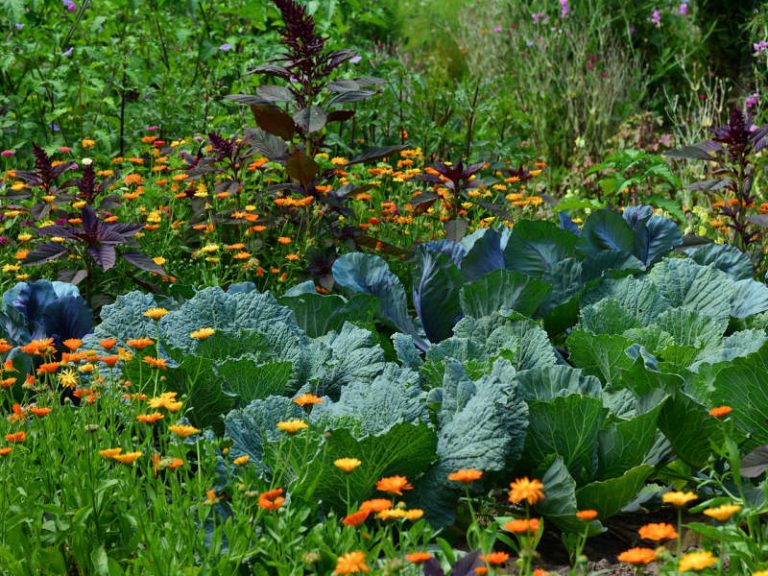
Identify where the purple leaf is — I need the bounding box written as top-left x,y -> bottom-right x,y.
24,242 -> 69,265
122,252 -> 167,275
88,244 -> 117,271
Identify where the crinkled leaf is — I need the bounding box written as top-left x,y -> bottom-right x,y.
460,269 -> 551,319
685,244 -> 753,280
576,465 -> 655,520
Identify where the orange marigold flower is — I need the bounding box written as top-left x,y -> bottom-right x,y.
0,447 -> 12,456
448,468 -> 483,484
293,393 -> 322,406
481,552 -> 509,565
258,488 -> 285,510
277,236 -> 291,245
618,547 -> 657,565
678,550 -> 717,572
0,339 -> 12,354
638,522 -> 678,541
233,455 -> 250,466
405,552 -> 433,564
576,509 -> 598,521
62,338 -> 82,351
359,499 -> 392,514
709,405 -> 733,418
342,510 -> 370,527
4,431 -> 26,443
126,338 -> 154,349
703,504 -> 741,522
2,359 -> 14,371
29,406 -> 51,417
475,568 -> 488,575
0,377 -> 16,389
663,491 -> 698,507
99,338 -> 117,350
137,412 -> 164,424
503,518 -> 540,534
376,475 -> 413,495
99,448 -> 122,459
334,551 -> 369,574
36,362 -> 60,374
509,477 -> 545,505
102,355 -> 120,367
142,356 -> 168,370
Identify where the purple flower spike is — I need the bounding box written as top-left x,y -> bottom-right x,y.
219,43 -> 232,51
651,9 -> 661,27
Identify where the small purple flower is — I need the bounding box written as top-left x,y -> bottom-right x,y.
50,123 -> 60,132
754,40 -> 768,54
531,11 -> 547,25
493,25 -> 502,33
15,23 -> 24,30
746,93 -> 760,108
62,46 -> 74,57
63,0 -> 76,13
350,55 -> 362,64
651,9 -> 661,27
1,150 -> 14,157
526,40 -> 536,47
219,43 -> 232,51
560,0 -> 569,18
679,2 -> 688,15
194,135 -> 205,142
0,237 -> 10,247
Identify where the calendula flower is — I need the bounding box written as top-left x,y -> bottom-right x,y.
703,504 -> 741,522
112,451 -> 143,464
190,328 -> 215,340
169,424 -> 199,438
277,236 -> 292,245
144,307 -> 169,320
0,447 -> 12,456
126,338 -> 154,349
62,338 -> 82,351
99,448 -> 123,458
503,518 -> 540,534
293,393 -> 322,406
29,407 -> 51,417
342,510 -> 370,527
663,491 -> 698,507
37,362 -> 61,375
709,405 -> 733,418
576,509 -> 598,521
233,455 -> 250,466
448,468 -> 483,484
617,547 -> 657,565
404,509 -> 424,521
142,356 -> 168,370
276,419 -> 309,434
57,369 -> 78,388
360,499 -> 392,514
638,522 -> 678,541
4,431 -> 25,443
678,550 -> 717,572
258,488 -> 285,510
376,475 -> 413,495
405,552 -> 432,564
99,338 -> 117,350
481,552 -> 509,565
509,477 -> 545,505
148,392 -> 182,412
137,412 -> 164,424
334,458 -> 362,473
334,551 -> 369,574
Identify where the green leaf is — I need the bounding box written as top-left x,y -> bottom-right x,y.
583,276 -> 671,327
648,259 -> 734,320
413,246 -> 464,343
712,342 -> 768,443
280,292 -> 378,338
517,365 -> 602,402
598,401 -> 665,479
503,220 -> 578,276
460,269 -> 551,319
524,394 -> 607,484
685,244 -> 753,280
92,291 -> 159,342
578,210 -> 636,256
567,330 -> 633,387
576,465 -> 654,520
535,457 -> 596,534
658,392 -> 722,468
215,359 -> 292,403
655,307 -> 728,349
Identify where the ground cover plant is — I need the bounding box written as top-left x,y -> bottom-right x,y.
3,0 -> 768,574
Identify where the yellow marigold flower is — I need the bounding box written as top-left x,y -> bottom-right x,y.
81,139 -> 96,149
703,504 -> 741,522
753,571 -> 768,576
509,477 -> 545,505
153,256 -> 166,266
277,236 -> 291,245
331,157 -> 348,166
404,509 -> 424,521
144,307 -> 169,320
277,419 -> 309,434
137,412 -> 164,424
17,233 -> 32,242
678,550 -> 717,572
334,458 -> 362,473
58,369 -> 78,389
99,448 -> 123,459
111,451 -> 143,464
233,455 -> 250,466
148,392 -> 182,412
190,328 -> 216,340
334,551 -> 369,574
293,393 -> 322,406
663,491 -> 698,507
169,424 -> 199,438
376,508 -> 407,520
